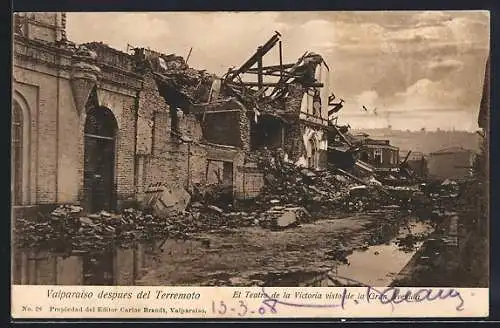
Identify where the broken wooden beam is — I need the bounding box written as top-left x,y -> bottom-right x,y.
244,63 -> 295,73
239,81 -> 324,87
400,150 -> 412,166
257,46 -> 263,90
226,32 -> 281,81
279,40 -> 283,80
238,70 -> 296,78
269,51 -> 309,98
330,124 -> 352,147
333,167 -> 367,186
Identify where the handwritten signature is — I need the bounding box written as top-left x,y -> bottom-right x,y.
260,275 -> 465,313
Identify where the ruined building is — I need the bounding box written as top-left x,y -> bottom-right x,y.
12,13 -> 344,216
427,147 -> 476,181
359,138 -> 400,170
12,12 -> 243,215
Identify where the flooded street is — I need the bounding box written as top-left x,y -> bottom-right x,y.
137,211 -> 435,287
301,219 -> 433,287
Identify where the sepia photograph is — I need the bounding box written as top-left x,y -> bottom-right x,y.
12,11 -> 489,292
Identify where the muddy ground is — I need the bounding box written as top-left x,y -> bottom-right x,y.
137,210 -> 431,286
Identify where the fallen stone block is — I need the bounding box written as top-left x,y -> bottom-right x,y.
207,205 -> 224,214
153,187 -> 191,217
277,210 -> 298,228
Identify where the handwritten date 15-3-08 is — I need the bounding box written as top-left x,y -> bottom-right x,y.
212,300 -> 278,316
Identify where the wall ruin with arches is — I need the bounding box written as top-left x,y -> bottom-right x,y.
12,12 -> 252,214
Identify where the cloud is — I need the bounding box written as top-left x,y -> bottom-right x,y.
396,79 -> 440,98
414,11 -> 454,27
340,108 -> 478,131
67,12 -> 291,74
283,19 -> 336,55
427,58 -> 464,74
392,78 -> 464,111
67,13 -> 173,52
355,90 -> 379,107
64,11 -> 489,131
443,16 -> 490,49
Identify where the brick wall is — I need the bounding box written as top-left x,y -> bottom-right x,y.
116,95 -> 138,205
284,83 -> 304,115
26,13 -> 60,43
318,150 -> 328,168
202,111 -> 241,147
240,111 -> 251,151
141,75 -> 208,192
138,74 -> 252,195
14,64 -> 60,204
95,88 -> 138,206
136,72 -> 167,155
12,81 -> 39,205
14,38 -> 145,209
235,161 -> 265,199
381,148 -> 399,167
57,78 -> 81,203
13,39 -> 252,210
144,89 -> 206,192
283,121 -> 304,164
201,99 -> 248,149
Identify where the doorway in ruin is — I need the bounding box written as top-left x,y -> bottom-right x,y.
250,116 -> 284,150
83,107 -> 118,213
308,138 -> 319,169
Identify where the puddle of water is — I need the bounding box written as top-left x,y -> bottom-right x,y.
302,220 -> 434,287
332,243 -> 421,286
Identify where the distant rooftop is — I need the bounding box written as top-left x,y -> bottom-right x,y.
430,146 -> 474,155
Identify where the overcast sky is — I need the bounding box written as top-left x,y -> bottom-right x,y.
66,11 -> 490,132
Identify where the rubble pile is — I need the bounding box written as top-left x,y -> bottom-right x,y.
15,201 -> 263,254
258,205 -> 312,230
133,48 -> 217,105
238,151 -> 356,227
190,183 -> 234,211
14,206 -> 191,254
155,68 -> 215,105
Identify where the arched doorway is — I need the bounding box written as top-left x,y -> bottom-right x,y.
11,101 -> 24,205
83,107 -> 118,212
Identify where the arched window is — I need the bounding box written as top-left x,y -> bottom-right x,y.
11,102 -> 23,205
11,96 -> 30,205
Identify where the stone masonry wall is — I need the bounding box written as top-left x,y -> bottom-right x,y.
13,35 -> 252,210
138,72 -> 207,193
13,55 -> 64,204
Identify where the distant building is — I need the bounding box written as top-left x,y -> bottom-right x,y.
399,151 -> 428,178
427,147 -> 476,181
399,150 -> 424,162
359,138 -> 399,170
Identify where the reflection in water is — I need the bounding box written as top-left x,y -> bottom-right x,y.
302,220 -> 434,287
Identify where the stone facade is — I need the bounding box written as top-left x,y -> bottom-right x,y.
11,12 -> 334,216
280,82 -> 330,170
11,12 -> 251,215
